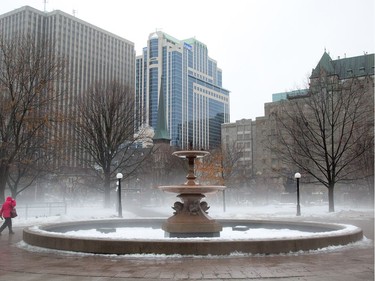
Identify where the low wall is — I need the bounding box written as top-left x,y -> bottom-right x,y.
23,219 -> 363,256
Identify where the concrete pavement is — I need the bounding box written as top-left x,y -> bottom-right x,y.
0,217 -> 373,280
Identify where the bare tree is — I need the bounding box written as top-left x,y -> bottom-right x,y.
72,81 -> 151,207
270,73 -> 374,212
222,142 -> 250,187
196,145 -> 243,186
196,148 -> 225,185
146,143 -> 185,187
0,34 -> 65,202
346,118 -> 374,203
7,134 -> 57,198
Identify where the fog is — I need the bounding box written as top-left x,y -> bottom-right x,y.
11,180 -> 373,229
12,176 -> 373,207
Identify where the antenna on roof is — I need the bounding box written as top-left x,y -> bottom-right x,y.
43,0 -> 48,12
72,9 -> 77,17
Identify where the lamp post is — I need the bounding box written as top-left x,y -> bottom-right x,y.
223,190 -> 226,212
116,173 -> 123,218
294,172 -> 301,216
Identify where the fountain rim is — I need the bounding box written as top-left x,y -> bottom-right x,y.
22,218 -> 363,256
25,218 -> 354,240
172,150 -> 210,158
158,185 -> 226,194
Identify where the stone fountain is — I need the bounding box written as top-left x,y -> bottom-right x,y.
158,150 -> 225,237
22,150 -> 364,256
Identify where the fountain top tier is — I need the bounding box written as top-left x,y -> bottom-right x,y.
158,150 -> 225,193
172,150 -> 210,159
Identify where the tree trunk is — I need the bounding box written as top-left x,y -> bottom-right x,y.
0,179 -> 5,203
367,178 -> 374,205
328,184 -> 335,212
0,165 -> 9,203
11,189 -> 18,199
103,172 -> 111,208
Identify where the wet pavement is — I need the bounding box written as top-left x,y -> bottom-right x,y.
0,217 -> 373,280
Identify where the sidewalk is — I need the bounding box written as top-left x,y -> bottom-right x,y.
0,217 -> 373,280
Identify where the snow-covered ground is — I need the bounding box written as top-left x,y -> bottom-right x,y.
12,201 -> 374,227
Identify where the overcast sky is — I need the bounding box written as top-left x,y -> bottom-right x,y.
1,0 -> 374,122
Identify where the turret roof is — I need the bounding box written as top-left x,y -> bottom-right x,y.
311,51 -> 374,79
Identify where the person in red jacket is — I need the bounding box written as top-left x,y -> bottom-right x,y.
0,196 -> 16,235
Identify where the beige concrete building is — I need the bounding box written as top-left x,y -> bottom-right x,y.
221,119 -> 255,186
222,51 -> 374,202
0,6 -> 135,168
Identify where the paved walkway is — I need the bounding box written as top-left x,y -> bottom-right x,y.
0,217 -> 373,280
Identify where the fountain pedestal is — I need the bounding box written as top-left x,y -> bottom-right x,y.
159,150 -> 225,237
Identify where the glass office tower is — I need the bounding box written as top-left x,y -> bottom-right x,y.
136,31 -> 230,149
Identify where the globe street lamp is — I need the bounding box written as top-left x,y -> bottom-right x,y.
116,173 -> 123,218
294,172 -> 301,216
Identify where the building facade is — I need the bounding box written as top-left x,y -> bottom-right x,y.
0,6 -> 135,168
136,31 -> 230,149
222,52 -> 374,198
221,119 -> 255,185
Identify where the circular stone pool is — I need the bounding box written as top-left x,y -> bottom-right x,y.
23,219 -> 363,256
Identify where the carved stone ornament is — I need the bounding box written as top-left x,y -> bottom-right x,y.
172,202 -> 184,214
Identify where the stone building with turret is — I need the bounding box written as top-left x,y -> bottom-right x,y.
222,52 -> 374,203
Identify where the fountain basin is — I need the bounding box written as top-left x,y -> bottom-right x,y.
23,219 -> 363,256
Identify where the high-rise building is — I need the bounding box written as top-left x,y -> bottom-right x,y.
0,6 -> 135,168
136,31 -> 230,149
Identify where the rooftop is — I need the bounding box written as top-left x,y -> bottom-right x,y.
311,52 -> 374,79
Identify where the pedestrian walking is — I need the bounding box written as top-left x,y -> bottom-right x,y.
0,196 -> 16,235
